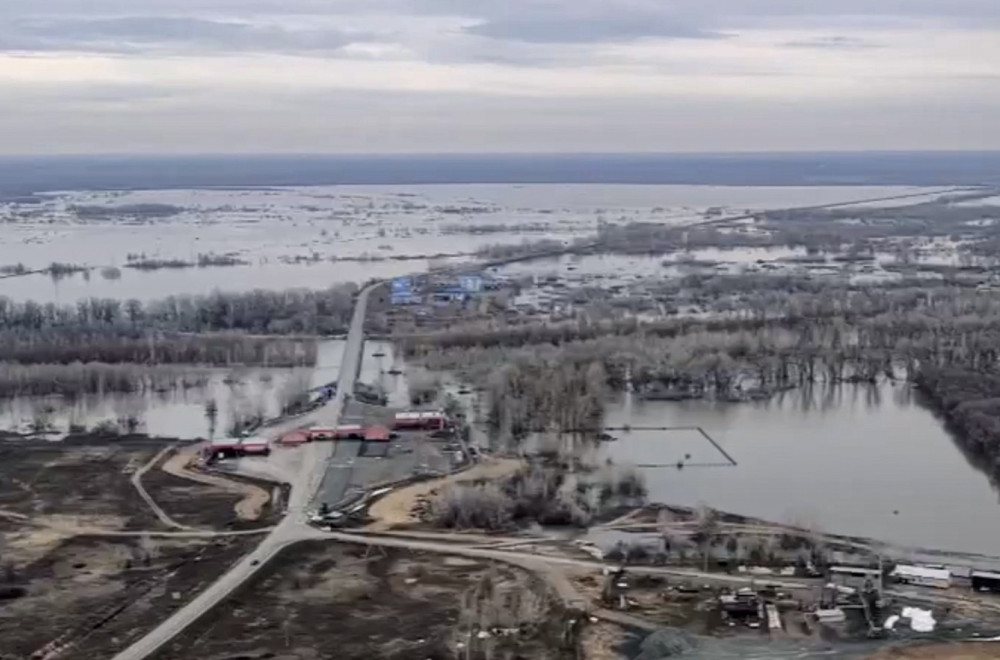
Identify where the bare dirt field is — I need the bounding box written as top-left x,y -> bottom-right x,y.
0,441 -> 170,567
0,439 -> 280,658
153,541 -> 580,660
0,441 -> 165,531
867,643 -> 1000,659
0,534 -> 258,659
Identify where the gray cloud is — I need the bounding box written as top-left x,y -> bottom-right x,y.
5,0 -> 1000,20
783,36 -> 883,50
464,12 -> 723,44
1,0 -> 998,57
0,16 -> 368,54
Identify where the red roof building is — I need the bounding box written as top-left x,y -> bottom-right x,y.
280,430 -> 310,445
392,411 -> 449,431
240,436 -> 270,455
364,425 -> 391,442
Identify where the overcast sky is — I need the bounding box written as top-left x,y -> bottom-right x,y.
1,0 -> 999,154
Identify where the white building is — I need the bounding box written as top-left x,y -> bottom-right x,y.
891,565 -> 951,590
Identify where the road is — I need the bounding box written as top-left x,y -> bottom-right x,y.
131,443 -> 192,531
685,187 -> 967,229
112,282 -> 380,660
325,530 -> 817,593
113,188 -> 978,659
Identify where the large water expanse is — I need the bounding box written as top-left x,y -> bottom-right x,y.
603,383 -> 1000,557
0,183 -> 932,303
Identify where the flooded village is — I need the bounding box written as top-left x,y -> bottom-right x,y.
5,183 -> 1000,659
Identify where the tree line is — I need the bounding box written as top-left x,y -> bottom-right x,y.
0,284 -> 356,366
0,283 -> 357,335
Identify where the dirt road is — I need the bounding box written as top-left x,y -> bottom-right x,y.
160,446 -> 270,521
131,444 -> 190,530
866,642 -> 1000,659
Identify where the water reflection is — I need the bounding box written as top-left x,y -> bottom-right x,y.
604,382 -> 1000,555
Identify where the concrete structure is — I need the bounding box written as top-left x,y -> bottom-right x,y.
891,565 -> 951,590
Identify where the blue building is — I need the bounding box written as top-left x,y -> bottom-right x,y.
390,276 -> 423,305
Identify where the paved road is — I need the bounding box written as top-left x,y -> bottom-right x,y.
685,187 -> 965,229
112,283 -> 380,660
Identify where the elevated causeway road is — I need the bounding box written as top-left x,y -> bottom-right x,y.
112,282 -> 380,660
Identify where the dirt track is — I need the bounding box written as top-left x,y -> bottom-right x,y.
160,446 -> 271,521
366,458 -> 524,530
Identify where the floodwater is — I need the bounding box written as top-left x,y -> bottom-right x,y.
0,184 -> 935,303
0,339 -> 348,440
0,260 -> 447,304
358,339 -> 411,409
0,337 -> 416,440
602,383 -> 1000,556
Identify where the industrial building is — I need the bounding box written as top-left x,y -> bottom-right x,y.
308,425 -> 364,441
392,410 -> 449,431
972,571 -> 1000,593
890,565 -> 951,590
829,566 -> 882,591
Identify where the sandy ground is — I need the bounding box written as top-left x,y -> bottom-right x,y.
3,514 -> 129,564
161,446 -> 270,521
867,643 -> 1000,659
366,457 -> 524,530
580,622 -> 627,660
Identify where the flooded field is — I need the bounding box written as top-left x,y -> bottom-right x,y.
0,184 -> 938,303
602,384 -> 1000,556
0,337 -> 414,440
